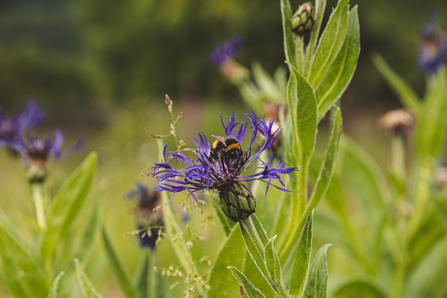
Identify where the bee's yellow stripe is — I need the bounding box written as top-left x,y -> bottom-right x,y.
225,143 -> 241,152
212,140 -> 220,149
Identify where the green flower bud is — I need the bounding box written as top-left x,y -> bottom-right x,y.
291,2 -> 315,36
218,182 -> 256,222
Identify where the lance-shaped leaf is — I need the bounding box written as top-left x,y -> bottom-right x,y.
101,227 -> 139,298
208,226 -> 247,298
0,211 -> 49,298
309,0 -> 349,87
306,108 -> 343,213
40,152 -> 97,260
304,0 -> 327,77
290,212 -> 313,297
48,272 -> 65,298
303,244 -> 331,298
252,62 -> 283,103
228,267 -> 266,298
280,63 -> 317,263
316,7 -> 360,121
281,0 -> 296,69
415,67 -> 447,160
264,236 -> 284,293
75,259 -> 103,298
372,54 -> 421,113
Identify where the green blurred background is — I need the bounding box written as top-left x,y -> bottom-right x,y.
0,0 -> 446,297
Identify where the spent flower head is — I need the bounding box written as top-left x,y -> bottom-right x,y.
210,36 -> 249,83
378,108 -> 415,143
418,11 -> 447,75
152,110 -> 297,221
125,182 -> 164,250
16,129 -> 84,183
0,100 -> 45,150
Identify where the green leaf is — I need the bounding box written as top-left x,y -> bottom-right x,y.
207,226 -> 247,298
228,267 -> 266,298
303,244 -> 331,298
304,0 -> 327,77
334,278 -> 388,298
264,236 -> 283,290
372,53 -> 421,113
252,62 -> 282,103
290,212 -> 313,297
434,197 -> 447,232
280,63 -> 317,263
309,0 -> 349,87
68,181 -> 105,265
210,196 -> 235,236
415,68 -> 447,160
239,219 -> 269,283
133,251 -> 150,298
101,226 -> 140,298
48,272 -> 65,298
342,138 -> 389,227
280,0 -> 296,69
404,239 -> 447,298
40,152 -> 97,260
250,214 -> 269,246
0,212 -> 49,298
307,108 -> 343,212
75,259 -> 103,298
243,253 -> 275,298
316,7 -> 360,121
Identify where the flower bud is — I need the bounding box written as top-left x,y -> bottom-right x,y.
26,160 -> 47,184
378,109 -> 415,143
291,2 -> 315,36
218,182 -> 256,222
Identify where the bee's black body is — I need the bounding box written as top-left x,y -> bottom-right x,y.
209,136 -> 243,161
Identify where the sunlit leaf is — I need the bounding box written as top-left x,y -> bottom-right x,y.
290,212 -> 313,297
316,7 -> 360,121
48,272 -> 65,298
334,278 -> 388,298
40,152 -> 97,260
228,266 -> 266,298
280,0 -> 296,69
101,226 -> 140,298
75,259 -> 103,298
208,226 -> 247,298
303,244 -> 331,298
309,0 -> 349,87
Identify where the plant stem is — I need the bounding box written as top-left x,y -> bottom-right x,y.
295,37 -> 305,73
31,183 -> 46,230
148,250 -> 156,298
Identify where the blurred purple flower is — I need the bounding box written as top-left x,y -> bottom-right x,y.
210,36 -> 242,66
16,129 -> 84,164
0,100 -> 45,149
151,110 -> 297,205
418,11 -> 447,75
125,182 -> 163,250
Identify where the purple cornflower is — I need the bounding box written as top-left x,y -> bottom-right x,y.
16,129 -> 84,183
152,111 -> 297,207
210,36 -> 242,66
0,100 -> 45,149
418,12 -> 447,75
125,182 -> 163,250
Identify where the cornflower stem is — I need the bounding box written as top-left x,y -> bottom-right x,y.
391,137 -> 406,180
239,216 -> 288,298
295,37 -> 305,73
148,250 -> 156,298
31,183 -> 46,230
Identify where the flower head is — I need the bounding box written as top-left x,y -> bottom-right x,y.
210,36 -> 242,67
152,111 -> 297,209
16,129 -> 84,183
418,11 -> 447,75
125,182 -> 163,250
0,100 -> 45,149
291,2 -> 315,36
378,108 -> 415,143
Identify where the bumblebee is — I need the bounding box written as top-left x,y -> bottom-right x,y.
209,136 -> 243,161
